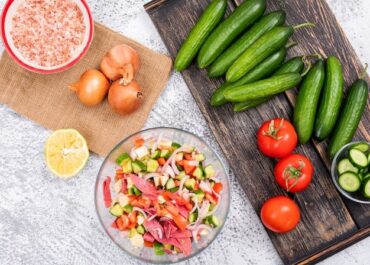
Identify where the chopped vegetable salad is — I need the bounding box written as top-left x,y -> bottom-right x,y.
103,135 -> 223,256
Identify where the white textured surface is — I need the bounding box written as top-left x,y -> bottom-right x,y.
0,0 -> 369,264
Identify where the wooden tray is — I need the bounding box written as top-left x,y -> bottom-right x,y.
144,0 -> 370,264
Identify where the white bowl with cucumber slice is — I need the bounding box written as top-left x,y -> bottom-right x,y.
331,141 -> 370,204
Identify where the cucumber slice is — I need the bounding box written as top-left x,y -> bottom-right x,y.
362,178 -> 370,198
338,172 -> 361,192
153,242 -> 165,256
353,142 -> 369,153
363,173 -> 370,182
337,158 -> 359,174
349,149 -> 368,168
109,204 -> 123,217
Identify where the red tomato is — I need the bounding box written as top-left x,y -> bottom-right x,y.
274,154 -> 313,193
257,118 -> 298,158
260,196 -> 300,233
213,182 -> 223,194
173,214 -> 189,231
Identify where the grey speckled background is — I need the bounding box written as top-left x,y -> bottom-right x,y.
0,0 -> 369,264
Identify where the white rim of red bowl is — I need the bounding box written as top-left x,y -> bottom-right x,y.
0,0 -> 94,74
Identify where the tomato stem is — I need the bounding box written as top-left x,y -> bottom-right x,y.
262,119 -> 284,140
283,160 -> 305,192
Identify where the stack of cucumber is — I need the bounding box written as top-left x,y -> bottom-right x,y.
175,0 -> 311,110
293,56 -> 368,158
336,143 -> 370,198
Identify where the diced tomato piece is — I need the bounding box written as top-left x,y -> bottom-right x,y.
157,157 -> 166,166
173,214 -> 189,231
183,160 -> 196,175
175,180 -> 181,187
177,160 -> 184,166
134,137 -> 145,147
144,241 -> 154,248
206,193 -> 218,205
213,182 -> 223,194
131,196 -> 151,209
117,215 -> 129,231
128,211 -> 137,225
166,202 -> 180,216
103,177 -> 112,208
162,191 -> 189,206
185,202 -> 193,211
184,154 -> 193,160
111,220 -> 118,229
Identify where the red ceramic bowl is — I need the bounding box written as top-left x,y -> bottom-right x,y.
0,0 -> 94,74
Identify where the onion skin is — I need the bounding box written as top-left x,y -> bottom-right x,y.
100,44 -> 140,83
108,79 -> 143,115
69,69 -> 110,106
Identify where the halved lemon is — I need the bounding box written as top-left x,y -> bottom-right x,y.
45,129 -> 89,178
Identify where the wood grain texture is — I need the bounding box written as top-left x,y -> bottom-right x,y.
233,0 -> 370,228
145,0 -> 369,264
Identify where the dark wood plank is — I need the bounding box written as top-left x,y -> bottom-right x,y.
233,0 -> 370,228
145,0 -> 361,264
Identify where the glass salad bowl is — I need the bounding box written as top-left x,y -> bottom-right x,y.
95,127 -> 230,263
331,141 -> 370,204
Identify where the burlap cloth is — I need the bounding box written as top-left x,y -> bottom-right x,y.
0,23 -> 172,156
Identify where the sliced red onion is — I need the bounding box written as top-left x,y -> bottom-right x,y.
143,134 -> 153,141
199,180 -> 212,194
148,214 -> 157,222
130,148 -> 137,160
161,147 -> 187,173
187,160 -> 199,167
171,158 -> 180,175
165,166 -> 175,178
190,195 -> 199,214
205,202 -> 219,217
152,228 -> 163,239
144,173 -> 161,180
178,175 -> 189,194
193,224 -> 212,243
187,201 -> 210,230
159,216 -> 172,222
133,207 -> 147,219
151,142 -> 158,154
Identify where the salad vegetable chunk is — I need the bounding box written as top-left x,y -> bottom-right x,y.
102,135 -> 223,256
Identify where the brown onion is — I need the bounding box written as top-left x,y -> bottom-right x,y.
108,79 -> 143,115
100,44 -> 140,84
69,69 -> 110,106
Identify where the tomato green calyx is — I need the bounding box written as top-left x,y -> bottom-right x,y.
262,119 -> 285,140
283,160 -> 305,192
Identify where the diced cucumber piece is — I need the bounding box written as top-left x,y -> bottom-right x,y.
129,228 -> 138,238
189,212 -> 198,223
136,225 -> 145,235
159,139 -> 172,150
121,159 -> 133,174
160,149 -> 171,159
338,172 -> 361,192
185,178 -> 196,190
147,159 -> 159,173
337,158 -> 359,174
168,186 -> 179,193
132,160 -> 147,173
363,178 -> 370,198
171,142 -> 181,149
195,153 -> 205,162
176,171 -> 186,180
116,153 -> 130,165
204,165 -> 216,178
194,189 -> 205,202
206,215 -> 219,227
175,152 -> 184,161
166,178 -> 176,190
151,150 -> 160,159
132,186 -> 142,196
122,204 -> 133,213
349,149 -> 368,168
160,175 -> 169,186
193,167 -> 204,180
353,142 -> 369,153
153,242 -> 165,256
109,204 -> 123,217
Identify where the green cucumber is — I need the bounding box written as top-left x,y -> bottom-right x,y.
293,59 -> 325,144
153,242 -> 165,256
353,142 -> 370,153
328,79 -> 369,158
208,10 -> 286,77
338,172 -> 361,192
211,48 -> 287,106
232,56 -> 306,112
273,56 -> 305,76
197,0 -> 266,68
337,158 -> 359,175
224,73 -> 302,102
362,178 -> 370,198
349,149 -> 368,168
174,0 -> 227,71
314,56 -> 344,141
226,26 -> 293,82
